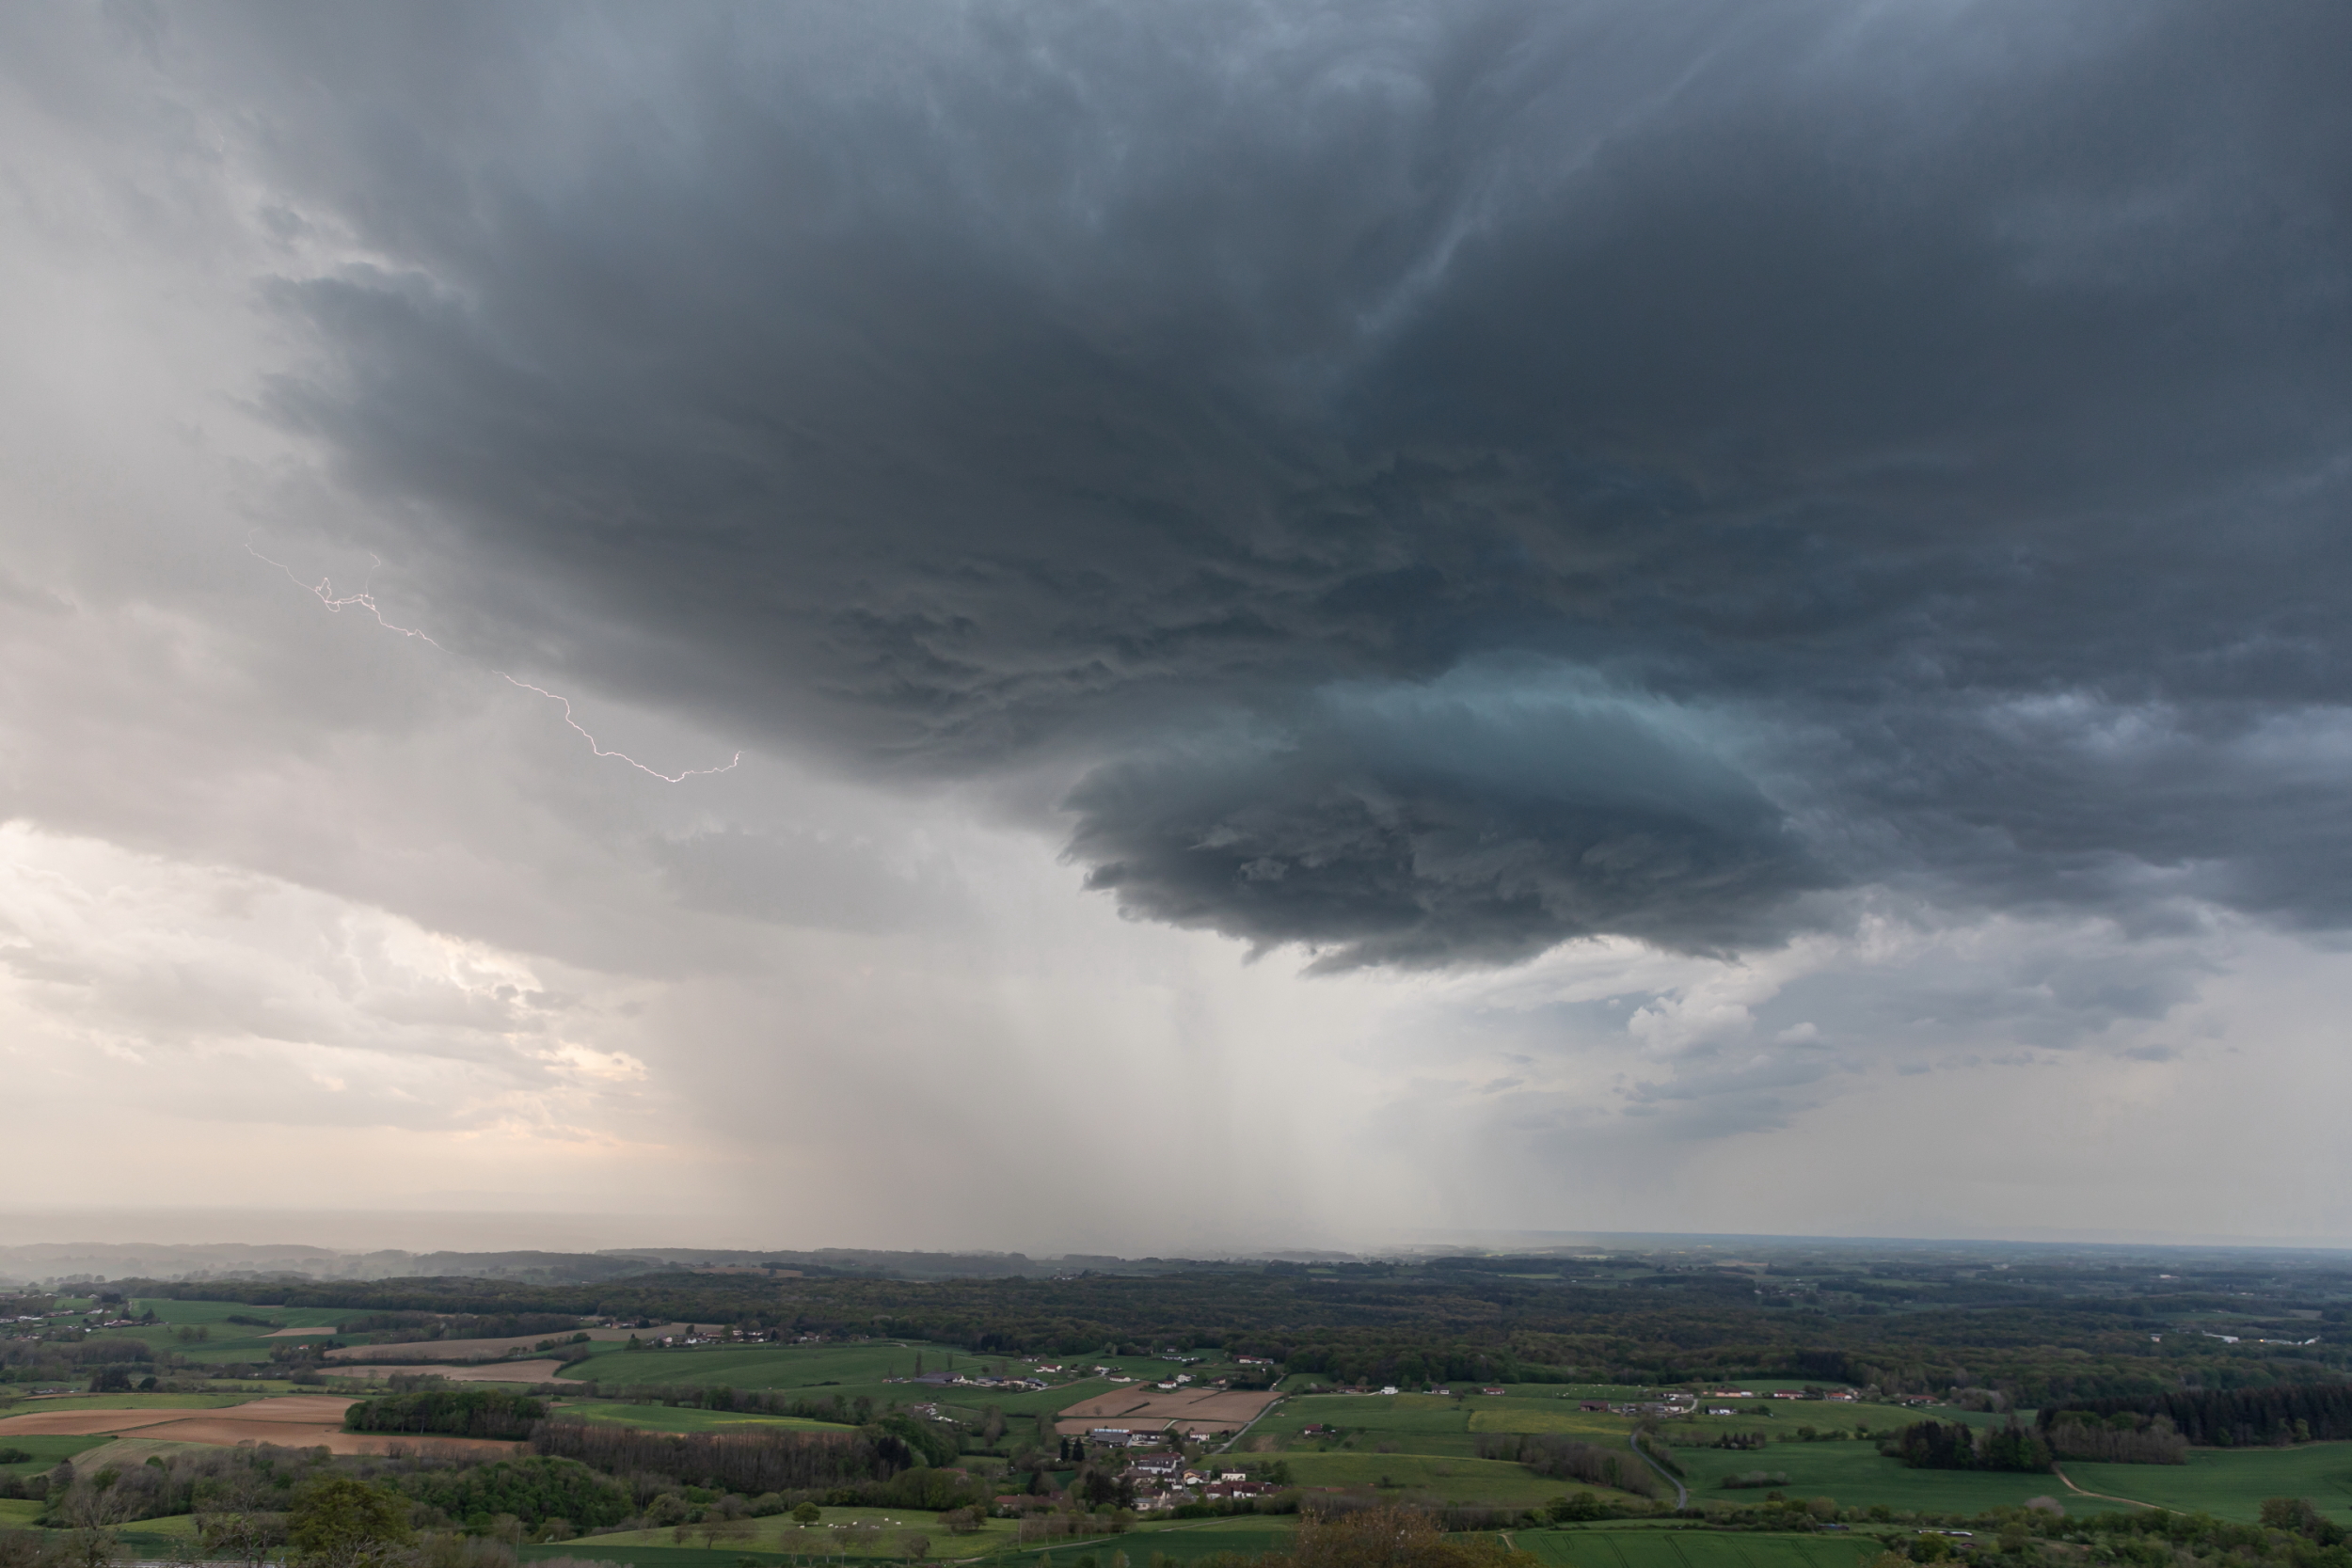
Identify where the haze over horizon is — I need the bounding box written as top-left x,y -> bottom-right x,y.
5,3 -> 2351,1256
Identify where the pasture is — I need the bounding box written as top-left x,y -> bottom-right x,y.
556,1401 -> 858,1434
1517,1529 -> 1889,1568
0,1433 -> 110,1474
119,1297 -> 359,1359
2062,1443 -> 2352,1523
5,1392 -> 249,1413
560,1340 -> 968,1390
583,1504 -> 1020,1555
989,1517 -> 1299,1567
1273,1450 -> 1591,1506
1677,1441 -> 2129,1517
47,1437 -> 210,1472
561,1343 -> 1114,1419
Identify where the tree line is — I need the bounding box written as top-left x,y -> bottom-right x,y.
1470,1434 -> 1661,1497
530,1418 -> 910,1495
1881,1419 -> 2051,1472
343,1390 -> 548,1441
2040,1382 -> 2352,1448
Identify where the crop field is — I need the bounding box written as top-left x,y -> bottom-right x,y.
1516,1529 -> 1891,1568
0,1433 -> 111,1474
1057,1386 -> 1281,1436
561,1344 -> 1116,1419
49,1437 -> 214,1472
332,1359 -> 573,1385
560,1341 -> 967,1389
3,1392 -> 250,1413
2062,1443 -> 2352,1523
585,1505 -> 1022,1554
517,1546 -> 789,1568
81,1298 -> 369,1367
555,1401 -> 859,1434
116,1513 -> 201,1539
1253,1391 -> 1632,1456
988,1518 -> 1299,1567
1469,1408 -> 1639,1440
127,1298 -> 352,1329
1677,1441 -> 2130,1517
1274,1450 -> 1588,1506
0,1500 -> 41,1528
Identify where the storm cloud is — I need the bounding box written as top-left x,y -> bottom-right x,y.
66,0 -> 2352,964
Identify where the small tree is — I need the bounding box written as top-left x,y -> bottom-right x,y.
698,1518 -> 755,1551
288,1476 -> 413,1568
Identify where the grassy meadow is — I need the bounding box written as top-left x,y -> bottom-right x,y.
558,1401 -> 860,1434
1517,1529 -> 1891,1568
0,1433 -> 113,1475
558,1340 -> 1121,1421
1675,1440 -> 2129,1517
2062,1442 -> 2352,1523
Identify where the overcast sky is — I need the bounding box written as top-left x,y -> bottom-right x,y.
5,1 -> 2352,1255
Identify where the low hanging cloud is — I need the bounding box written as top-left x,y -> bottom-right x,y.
58,0 -> 2352,967
1066,667 -> 1824,967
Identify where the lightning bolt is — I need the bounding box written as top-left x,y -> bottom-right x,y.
250,535 -> 741,783
247,536 -> 444,648
495,674 -> 742,782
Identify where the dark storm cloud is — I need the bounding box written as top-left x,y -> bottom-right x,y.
1065,667 -> 1823,968
157,0 -> 2352,960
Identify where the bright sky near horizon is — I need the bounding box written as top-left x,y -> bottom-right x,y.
6,3 -> 2352,1254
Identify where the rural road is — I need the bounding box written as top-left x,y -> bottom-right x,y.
1629,1432 -> 1688,1508
1216,1395 -> 1283,1455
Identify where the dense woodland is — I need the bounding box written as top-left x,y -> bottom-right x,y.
2040,1382 -> 2352,1448
343,1390 -> 548,1442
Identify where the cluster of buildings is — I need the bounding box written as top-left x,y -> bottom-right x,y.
1572,1387 -> 1865,1418
1122,1452 -> 1279,1512
895,1370 -> 1051,1389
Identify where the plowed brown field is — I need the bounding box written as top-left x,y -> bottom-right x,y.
0,1396 -> 516,1457
1055,1386 -> 1279,1436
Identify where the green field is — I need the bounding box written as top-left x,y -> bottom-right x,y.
1677,1441 -> 2127,1517
1274,1451 -> 1596,1507
49,1437 -> 215,1472
0,1433 -> 112,1474
4,1392 -> 250,1413
564,1341 -> 984,1388
1517,1529 -> 1889,1568
1470,1408 -> 1642,1441
2063,1443 -> 2352,1524
1252,1393 -> 1481,1455
0,1500 -> 42,1528
116,1512 -> 201,1538
988,1518 -> 1298,1567
583,1504 -> 1020,1555
556,1401 -> 860,1434
93,1297 -> 368,1366
559,1343 -> 1114,1419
